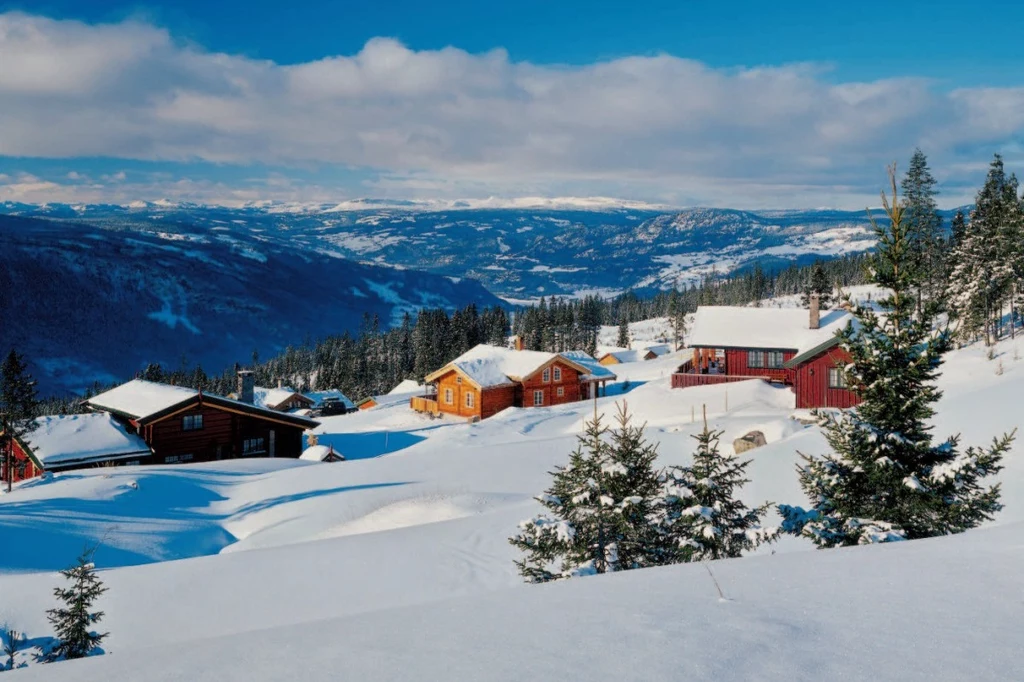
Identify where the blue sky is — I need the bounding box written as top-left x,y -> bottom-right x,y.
1,1 -> 1022,208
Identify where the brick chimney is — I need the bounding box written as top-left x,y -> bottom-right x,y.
237,369 -> 255,404
809,293 -> 821,330
512,335 -> 524,351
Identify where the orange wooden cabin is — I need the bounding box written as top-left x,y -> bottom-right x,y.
414,345 -> 615,420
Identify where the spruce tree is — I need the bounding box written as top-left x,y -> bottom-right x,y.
780,166 -> 1013,547
0,349 -> 39,492
510,404 -> 665,582
616,316 -> 630,348
800,261 -> 833,309
947,155 -> 1017,344
661,409 -> 778,561
901,148 -> 943,309
47,551 -> 109,660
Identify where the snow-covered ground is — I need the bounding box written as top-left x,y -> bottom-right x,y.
0,329 -> 1021,679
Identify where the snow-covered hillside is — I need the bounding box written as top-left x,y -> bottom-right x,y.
0,333 -> 1020,679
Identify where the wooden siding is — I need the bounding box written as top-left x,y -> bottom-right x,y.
2,441 -> 41,483
671,373 -> 767,389
792,347 -> 860,409
723,348 -> 795,384
145,402 -> 306,463
518,360 -> 582,408
434,371 -> 484,419
481,385 -> 517,419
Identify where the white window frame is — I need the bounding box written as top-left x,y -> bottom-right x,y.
444,388 -> 454,404
533,390 -> 544,406
556,386 -> 564,397
465,391 -> 475,408
766,351 -> 785,369
828,367 -> 847,389
553,366 -> 562,382
747,351 -> 764,368
542,368 -> 551,383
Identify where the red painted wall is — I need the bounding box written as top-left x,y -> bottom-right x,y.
722,348 -> 796,384
2,440 -> 41,483
792,347 -> 860,409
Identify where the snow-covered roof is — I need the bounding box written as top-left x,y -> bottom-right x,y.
427,344 -> 589,389
559,351 -> 617,382
87,379 -> 198,420
88,379 -> 320,428
688,307 -> 854,355
299,445 -> 344,462
387,379 -> 422,396
253,387 -> 309,410
22,413 -> 151,467
304,390 -> 356,410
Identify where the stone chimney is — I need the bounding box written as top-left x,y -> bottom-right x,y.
809,293 -> 820,330
237,369 -> 255,404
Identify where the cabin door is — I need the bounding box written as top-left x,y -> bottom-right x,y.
269,430 -> 276,458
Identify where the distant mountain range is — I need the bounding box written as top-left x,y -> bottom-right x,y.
0,200 -> 963,394
0,212 -> 501,395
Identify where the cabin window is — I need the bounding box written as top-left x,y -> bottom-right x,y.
456,376 -> 462,384
243,438 -> 266,455
556,386 -> 565,397
533,390 -> 544,406
542,368 -> 551,383
828,367 -> 848,389
166,453 -> 195,464
444,388 -> 454,404
465,391 -> 475,408
766,351 -> 785,369
553,367 -> 562,382
182,414 -> 204,431
747,351 -> 764,368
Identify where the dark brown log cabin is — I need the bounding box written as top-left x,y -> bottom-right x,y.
86,379 -> 319,465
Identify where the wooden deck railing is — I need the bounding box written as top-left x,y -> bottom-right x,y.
671,373 -> 763,389
410,395 -> 440,415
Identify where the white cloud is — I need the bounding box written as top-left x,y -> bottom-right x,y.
0,11 -> 1022,208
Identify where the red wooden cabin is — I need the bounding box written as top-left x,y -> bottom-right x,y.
673,296 -> 860,409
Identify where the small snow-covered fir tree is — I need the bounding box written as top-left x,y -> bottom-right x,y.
46,551 -> 108,660
510,404 -> 665,582
781,166 -> 1014,547
661,409 -> 778,561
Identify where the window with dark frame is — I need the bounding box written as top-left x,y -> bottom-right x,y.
243,438 -> 266,455
767,351 -> 785,369
182,414 -> 204,431
747,350 -> 764,368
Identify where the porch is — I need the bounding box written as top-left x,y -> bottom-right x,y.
410,394 -> 441,415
